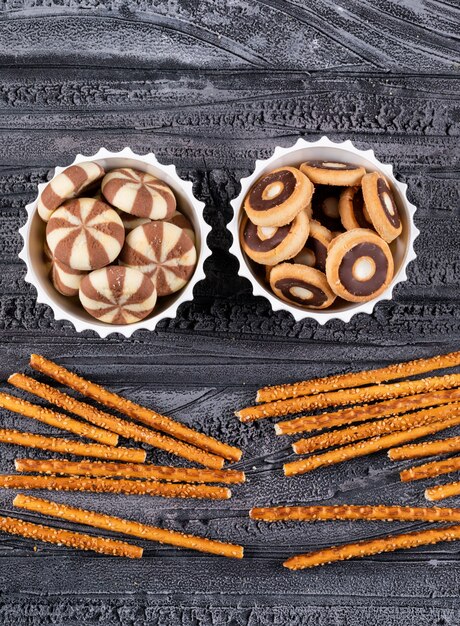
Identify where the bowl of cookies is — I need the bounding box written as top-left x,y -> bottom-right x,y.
229,136 -> 418,323
19,147 -> 210,337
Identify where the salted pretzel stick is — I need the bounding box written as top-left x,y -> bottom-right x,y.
250,504 -> 460,523
389,436 -> 460,461
284,411 -> 460,476
283,525 -> 460,569
0,391 -> 117,446
30,354 -> 241,463
238,373 -> 460,422
292,403 -> 460,455
0,475 -> 231,499
426,482 -> 460,501
258,350 -> 460,402
8,373 -> 223,470
0,427 -> 146,462
14,495 -> 243,559
401,457 -> 460,482
0,513 -> 142,558
15,458 -> 246,484
276,387 -> 460,436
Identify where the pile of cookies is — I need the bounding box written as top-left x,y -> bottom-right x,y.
37,162 -> 197,325
240,161 -> 403,309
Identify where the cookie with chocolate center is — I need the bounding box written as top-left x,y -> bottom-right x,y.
293,220 -> 332,272
300,161 -> 365,186
270,263 -> 336,309
339,186 -> 375,231
361,172 -> 402,242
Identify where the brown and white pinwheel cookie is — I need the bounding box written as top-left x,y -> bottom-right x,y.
44,241 -> 86,297
165,210 -> 195,244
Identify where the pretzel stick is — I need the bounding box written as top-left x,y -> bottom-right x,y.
0,391 -> 117,446
389,436 -> 460,461
15,458 -> 246,484
0,513 -> 142,558
276,387 -> 460,436
0,427 -> 146,462
8,374 -> 223,470
426,482 -> 460,501
238,373 -> 460,422
283,525 -> 460,570
284,411 -> 460,476
0,475 -> 231,499
293,403 -> 460,455
30,354 -> 241,463
250,504 -> 460,523
401,457 -> 460,482
14,495 -> 243,559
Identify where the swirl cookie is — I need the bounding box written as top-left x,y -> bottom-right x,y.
101,168 -> 176,221
300,161 -> 365,186
270,264 -> 336,309
339,186 -> 374,231
293,220 -> 332,272
38,162 -> 105,222
44,242 -> 86,297
116,210 -> 151,232
311,185 -> 343,232
79,266 -> 157,325
326,229 -> 394,303
165,211 -> 195,244
240,209 -> 309,266
119,222 -> 196,296
46,198 -> 125,271
244,167 -> 314,227
362,172 -> 402,242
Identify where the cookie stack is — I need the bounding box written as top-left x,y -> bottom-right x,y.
38,163 -> 197,325
240,161 -> 402,309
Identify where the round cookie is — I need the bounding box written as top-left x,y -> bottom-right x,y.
79,266 -> 157,325
46,198 -> 125,271
240,208 -> 309,266
339,186 -> 375,231
311,185 -> 343,232
119,222 -> 196,296
270,263 -> 336,309
116,209 -> 151,232
244,166 -> 314,228
44,241 -> 86,297
165,210 -> 195,244
293,220 -> 332,272
300,161 -> 366,186
38,161 -> 105,222
326,229 -> 394,303
101,168 -> 176,221
361,172 -> 402,242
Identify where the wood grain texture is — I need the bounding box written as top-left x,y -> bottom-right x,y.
0,0 -> 460,623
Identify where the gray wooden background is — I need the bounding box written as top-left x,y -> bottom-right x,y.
0,1 -> 459,624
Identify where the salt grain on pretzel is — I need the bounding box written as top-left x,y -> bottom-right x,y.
389,436 -> 460,461
401,456 -> 460,482
426,482 -> 460,501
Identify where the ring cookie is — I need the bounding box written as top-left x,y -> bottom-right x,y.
79,266 -> 157,325
241,209 -> 309,266
339,186 -> 374,231
244,167 -> 313,228
46,198 -> 125,271
326,229 -> 394,303
362,172 -> 402,242
119,222 -> 196,296
270,264 -> 336,310
293,220 -> 332,272
101,168 -> 176,221
165,210 -> 195,244
44,242 -> 86,297
310,185 -> 343,232
300,161 -> 365,186
38,162 -> 105,222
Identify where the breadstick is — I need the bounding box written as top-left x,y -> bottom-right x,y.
283,524 -> 460,569
389,436 -> 460,461
276,387 -> 460,436
257,350 -> 460,402
401,457 -> 460,482
30,354 -> 241,463
15,458 -> 246,484
0,514 -> 142,558
426,482 -> 460,501
14,495 -> 243,559
0,391 -> 117,446
8,374 -> 223,470
250,504 -> 460,523
0,427 -> 146,462
284,411 -> 460,476
0,475 -> 231,499
292,403 -> 460,455
238,373 -> 460,422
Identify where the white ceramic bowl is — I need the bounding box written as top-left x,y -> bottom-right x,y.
19,148 -> 210,337
229,137 -> 419,324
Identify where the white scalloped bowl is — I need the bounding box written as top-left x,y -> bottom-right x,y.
19,148 -> 210,337
229,137 -> 419,324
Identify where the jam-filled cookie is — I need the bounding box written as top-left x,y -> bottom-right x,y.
361,172 -> 402,242
300,161 -> 365,187
293,220 -> 332,272
244,167 -> 313,228
270,263 -> 336,309
339,186 -> 374,231
326,229 -> 394,303
240,209 -> 309,266
310,185 -> 343,232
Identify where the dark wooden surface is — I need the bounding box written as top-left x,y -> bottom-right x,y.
0,1 -> 459,624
